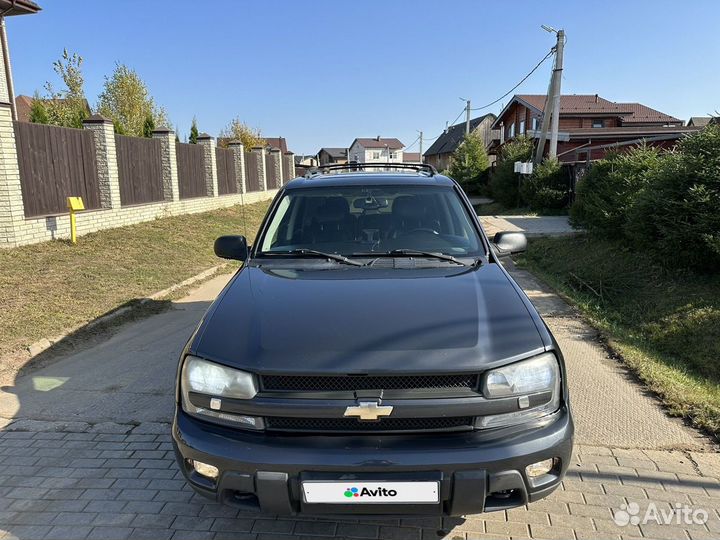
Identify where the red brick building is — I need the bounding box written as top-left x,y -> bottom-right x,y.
490,94 -> 698,162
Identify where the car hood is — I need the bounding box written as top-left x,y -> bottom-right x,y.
192,263 -> 545,374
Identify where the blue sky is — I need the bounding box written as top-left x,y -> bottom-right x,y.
8,0 -> 720,155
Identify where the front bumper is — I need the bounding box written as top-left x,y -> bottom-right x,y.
172,406 -> 573,516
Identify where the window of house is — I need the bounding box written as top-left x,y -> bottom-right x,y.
509,122 -> 515,139
372,151 -> 380,159
531,117 -> 539,130
389,151 -> 397,159
520,119 -> 526,134
592,119 -> 604,128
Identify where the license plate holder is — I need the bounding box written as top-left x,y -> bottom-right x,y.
302,480 -> 439,504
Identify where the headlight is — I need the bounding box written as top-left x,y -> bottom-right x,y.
477,353 -> 561,429
183,356 -> 257,399
482,352 -> 559,398
181,356 -> 263,430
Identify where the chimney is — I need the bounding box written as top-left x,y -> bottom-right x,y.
594,94 -> 599,103
376,135 -> 381,141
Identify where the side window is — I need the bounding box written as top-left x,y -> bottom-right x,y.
509,122 -> 516,138
372,151 -> 380,159
520,119 -> 526,134
592,119 -> 604,128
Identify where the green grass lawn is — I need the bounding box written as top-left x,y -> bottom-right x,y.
0,200 -> 270,359
518,235 -> 720,438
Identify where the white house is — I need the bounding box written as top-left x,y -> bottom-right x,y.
348,137 -> 404,164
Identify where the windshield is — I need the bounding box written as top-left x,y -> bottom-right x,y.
258,185 -> 483,257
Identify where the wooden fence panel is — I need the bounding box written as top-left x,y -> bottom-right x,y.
176,142 -> 206,199
115,134 -> 164,206
215,147 -> 237,195
15,122 -> 101,217
265,153 -> 280,189
283,155 -> 294,184
245,151 -> 260,192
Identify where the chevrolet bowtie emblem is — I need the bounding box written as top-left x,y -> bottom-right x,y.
344,401 -> 394,421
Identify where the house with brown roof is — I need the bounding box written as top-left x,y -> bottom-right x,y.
423,114 -> 497,171
317,147 -> 348,166
15,94 -> 91,123
348,137 -> 404,164
490,94 -> 697,162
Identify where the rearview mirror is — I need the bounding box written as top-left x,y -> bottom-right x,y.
214,235 -> 248,261
492,231 -> 527,257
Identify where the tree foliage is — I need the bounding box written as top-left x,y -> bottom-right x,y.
448,132 -> 490,193
31,49 -> 89,128
569,126 -> 720,272
626,126 -> 720,271
488,136 -> 534,207
28,91 -> 50,124
218,117 -> 265,149
520,158 -> 569,211
97,64 -> 168,137
570,145 -> 664,234
189,117 -> 199,144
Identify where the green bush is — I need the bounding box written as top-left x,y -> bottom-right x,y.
627,126 -> 720,271
570,146 -> 664,235
488,136 -> 533,207
519,158 -> 569,211
447,132 -> 490,194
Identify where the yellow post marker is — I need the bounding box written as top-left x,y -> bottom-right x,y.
66,196 -> 84,244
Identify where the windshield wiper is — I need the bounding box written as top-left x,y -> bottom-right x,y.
353,249 -> 470,266
260,249 -> 364,267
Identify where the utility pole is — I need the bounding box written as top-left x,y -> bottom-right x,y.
548,29 -> 565,159
534,26 -> 565,164
418,130 -> 423,161
465,100 -> 471,135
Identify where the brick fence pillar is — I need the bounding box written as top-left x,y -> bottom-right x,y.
227,140 -> 246,193
152,127 -> 179,202
197,132 -> 218,197
252,146 -> 267,191
0,102 -> 22,246
284,151 -> 296,181
83,115 -> 120,209
269,148 -> 282,190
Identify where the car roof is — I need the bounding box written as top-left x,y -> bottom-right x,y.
285,172 -> 457,189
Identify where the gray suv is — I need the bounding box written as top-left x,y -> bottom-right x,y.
172,163 -> 574,516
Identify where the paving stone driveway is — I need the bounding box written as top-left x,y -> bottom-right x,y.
2,269 -> 719,540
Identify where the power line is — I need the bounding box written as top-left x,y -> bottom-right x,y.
470,49 -> 554,111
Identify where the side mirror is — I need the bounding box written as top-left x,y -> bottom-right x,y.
492,231 -> 527,257
214,235 -> 248,261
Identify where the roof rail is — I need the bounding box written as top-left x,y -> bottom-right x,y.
305,162 -> 437,178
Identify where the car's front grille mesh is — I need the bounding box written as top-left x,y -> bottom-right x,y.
265,416 -> 474,433
260,374 -> 478,393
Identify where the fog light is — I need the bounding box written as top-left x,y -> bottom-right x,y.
526,458 -> 556,478
191,460 -> 219,479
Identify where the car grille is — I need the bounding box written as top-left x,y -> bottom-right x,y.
260,374 -> 478,393
265,416 -> 474,433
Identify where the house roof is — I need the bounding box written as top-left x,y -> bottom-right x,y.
15,95 -> 33,122
403,152 -> 421,163
318,147 -> 347,158
423,114 -> 496,156
264,137 -> 288,153
15,94 -> 92,123
687,116 -> 711,127
350,137 -> 404,149
614,103 -> 681,124
493,94 -> 681,128
0,0 -> 41,15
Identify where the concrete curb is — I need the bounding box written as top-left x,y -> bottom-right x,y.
20,263 -> 230,360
